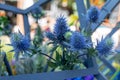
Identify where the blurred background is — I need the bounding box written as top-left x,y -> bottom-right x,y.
0,0 -> 120,79
0,0 -> 119,50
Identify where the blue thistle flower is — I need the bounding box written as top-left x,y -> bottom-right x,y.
70,32 -> 87,51
10,32 -> 30,60
45,31 -> 56,41
54,16 -> 69,42
31,7 -> 43,19
86,6 -> 100,23
96,38 -> 113,56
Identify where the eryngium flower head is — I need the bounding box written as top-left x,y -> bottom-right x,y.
96,38 -> 113,56
86,6 -> 99,22
31,7 -> 43,19
70,32 -> 87,51
45,31 -> 56,41
10,32 -> 30,53
54,16 -> 69,41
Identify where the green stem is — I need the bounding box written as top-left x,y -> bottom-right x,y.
3,53 -> 13,76
77,53 -> 87,58
40,53 -> 56,62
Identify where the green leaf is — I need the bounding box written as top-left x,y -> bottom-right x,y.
33,26 -> 43,45
0,27 -> 3,31
47,61 -> 58,69
47,41 -> 54,45
87,48 -> 97,56
55,51 -> 61,62
49,45 -> 58,53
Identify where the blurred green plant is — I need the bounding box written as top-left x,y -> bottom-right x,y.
15,57 -> 36,74
48,46 -> 82,70
0,16 -> 12,36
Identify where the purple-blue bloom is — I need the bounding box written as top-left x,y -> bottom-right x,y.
86,6 -> 100,23
84,75 -> 94,80
46,31 -> 56,41
70,32 -> 87,51
10,32 -> 30,59
96,38 -> 113,56
54,16 -> 69,42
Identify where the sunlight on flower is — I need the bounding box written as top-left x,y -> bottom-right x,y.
70,32 -> 87,51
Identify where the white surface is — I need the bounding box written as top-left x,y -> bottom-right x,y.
23,0 -> 36,25
92,26 -> 119,49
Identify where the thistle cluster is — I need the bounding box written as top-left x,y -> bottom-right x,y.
10,31 -> 30,60
46,16 -> 69,43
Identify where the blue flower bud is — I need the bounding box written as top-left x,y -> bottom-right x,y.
86,6 -> 100,23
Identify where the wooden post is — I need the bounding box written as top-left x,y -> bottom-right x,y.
17,0 -> 24,34
92,0 -> 120,32
23,14 -> 30,38
99,56 -> 116,73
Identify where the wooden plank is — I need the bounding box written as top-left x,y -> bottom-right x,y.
95,71 -> 107,80
75,0 -> 87,30
98,55 -> 115,67
23,14 -> 30,38
92,0 -> 120,32
103,68 -> 110,76
23,0 -> 50,38
0,3 -> 24,14
86,0 -> 90,9
105,22 -> 120,39
24,0 -> 51,13
0,67 -> 98,80
99,56 -> 116,73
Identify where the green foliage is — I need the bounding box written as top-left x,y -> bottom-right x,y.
0,16 -> 9,26
33,26 -> 43,46
35,53 -> 48,73
0,53 -> 3,76
0,16 -> 11,36
15,58 -> 36,74
47,46 -> 82,70
87,48 -> 97,56
48,61 -> 57,69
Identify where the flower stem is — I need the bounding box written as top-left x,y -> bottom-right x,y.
40,53 -> 56,61
43,52 -> 54,72
77,53 -> 87,58
3,53 -> 12,76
